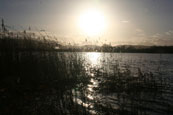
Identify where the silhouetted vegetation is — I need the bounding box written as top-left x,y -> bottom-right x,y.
0,21 -> 173,114
0,33 -> 62,51
0,52 -> 92,114
0,51 -> 173,115
60,45 -> 173,53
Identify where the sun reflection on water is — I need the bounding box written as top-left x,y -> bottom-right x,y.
73,52 -> 102,114
86,52 -> 101,66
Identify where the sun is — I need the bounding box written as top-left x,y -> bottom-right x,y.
78,9 -> 107,36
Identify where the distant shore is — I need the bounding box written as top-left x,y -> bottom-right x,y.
0,35 -> 173,54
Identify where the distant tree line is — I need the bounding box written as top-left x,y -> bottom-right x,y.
58,44 -> 173,53
0,34 -> 172,53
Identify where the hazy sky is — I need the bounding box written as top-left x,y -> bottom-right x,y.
0,0 -> 173,46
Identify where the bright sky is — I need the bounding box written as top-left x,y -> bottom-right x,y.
0,0 -> 173,46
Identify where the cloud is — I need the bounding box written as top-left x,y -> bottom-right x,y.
149,31 -> 173,46
165,30 -> 173,36
131,29 -> 173,46
121,20 -> 129,23
135,29 -> 143,33
152,33 -> 162,38
135,29 -> 145,36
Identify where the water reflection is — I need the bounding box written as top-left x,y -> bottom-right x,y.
73,53 -> 173,115
86,52 -> 101,66
73,52 -> 102,114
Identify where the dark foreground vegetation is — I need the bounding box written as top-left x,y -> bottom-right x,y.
0,50 -> 173,115
0,23 -> 173,114
0,51 -> 90,114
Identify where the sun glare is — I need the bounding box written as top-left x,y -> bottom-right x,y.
79,9 -> 107,36
86,52 -> 101,65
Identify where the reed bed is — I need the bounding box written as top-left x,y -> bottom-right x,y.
0,50 -> 172,115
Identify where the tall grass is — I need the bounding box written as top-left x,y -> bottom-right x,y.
0,52 -> 173,115
0,51 -> 91,114
0,36 -> 172,114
